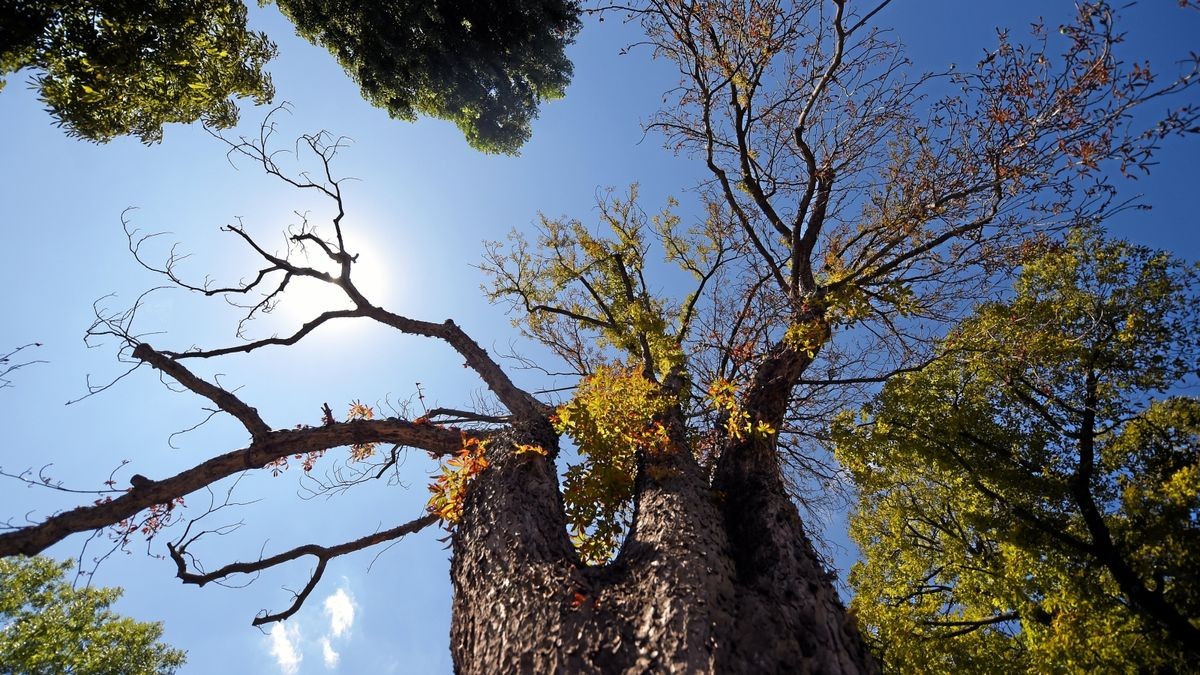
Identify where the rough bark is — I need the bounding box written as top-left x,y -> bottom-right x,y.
0,334 -> 877,672
448,346 -> 877,673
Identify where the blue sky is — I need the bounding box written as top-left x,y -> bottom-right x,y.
0,3 -> 1196,673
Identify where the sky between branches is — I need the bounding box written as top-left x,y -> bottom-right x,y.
0,2 -> 1196,673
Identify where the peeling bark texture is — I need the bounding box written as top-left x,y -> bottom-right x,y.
449,406 -> 877,673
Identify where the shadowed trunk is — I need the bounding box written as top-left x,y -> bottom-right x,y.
449,346 -> 877,673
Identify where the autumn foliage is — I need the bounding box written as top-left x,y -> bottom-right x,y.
553,363 -> 676,562
427,436 -> 490,525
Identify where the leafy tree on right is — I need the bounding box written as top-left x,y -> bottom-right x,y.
836,228 -> 1200,672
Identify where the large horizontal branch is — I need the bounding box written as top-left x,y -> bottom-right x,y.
168,512 -> 439,626
0,420 -> 470,558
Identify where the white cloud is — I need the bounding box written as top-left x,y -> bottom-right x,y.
323,588 -> 356,638
321,637 -> 341,669
268,623 -> 303,675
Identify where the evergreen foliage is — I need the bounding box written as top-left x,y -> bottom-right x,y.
0,0 -> 276,143
275,0 -> 581,154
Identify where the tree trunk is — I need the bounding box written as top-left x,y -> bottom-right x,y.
449,372 -> 877,673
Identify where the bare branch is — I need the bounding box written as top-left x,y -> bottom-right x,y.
133,343 -> 271,440
0,342 -> 47,389
167,513 -> 438,626
425,408 -> 512,425
0,419 -> 470,557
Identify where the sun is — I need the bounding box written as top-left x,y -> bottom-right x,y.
271,231 -> 394,327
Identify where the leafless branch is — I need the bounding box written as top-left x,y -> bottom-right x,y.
133,343 -> 271,440
0,420 -> 471,558
167,513 -> 439,626
0,342 -> 47,389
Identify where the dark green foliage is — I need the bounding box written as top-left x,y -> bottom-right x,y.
0,0 -> 277,143
1,0 -> 581,151
273,0 -> 582,154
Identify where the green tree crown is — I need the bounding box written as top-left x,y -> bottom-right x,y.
274,0 -> 581,154
835,227 -> 1200,672
0,556 -> 186,674
1,0 -> 581,152
0,0 -> 276,144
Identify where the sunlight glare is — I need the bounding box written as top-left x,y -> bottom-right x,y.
272,230 -> 395,329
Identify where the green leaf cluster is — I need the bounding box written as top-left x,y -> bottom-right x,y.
484,186 -> 699,379
274,0 -> 581,154
1,0 -> 276,143
1,0 -> 581,151
484,187 -> 740,563
554,363 -> 676,563
835,227 -> 1200,672
0,556 -> 186,674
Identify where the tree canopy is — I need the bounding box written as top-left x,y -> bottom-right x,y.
0,0 -> 276,143
0,0 -> 1197,672
0,556 -> 186,674
835,228 -> 1200,672
274,0 -> 581,154
0,0 -> 581,151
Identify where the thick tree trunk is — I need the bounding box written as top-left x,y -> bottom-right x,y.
449,355 -> 877,673
709,434 -> 873,673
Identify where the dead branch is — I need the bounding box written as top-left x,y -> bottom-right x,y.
0,419 -> 470,557
134,343 -> 271,440
167,512 -> 439,626
0,342 -> 47,389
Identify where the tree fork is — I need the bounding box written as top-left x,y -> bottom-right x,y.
712,341 -> 875,673
449,380 -> 876,673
